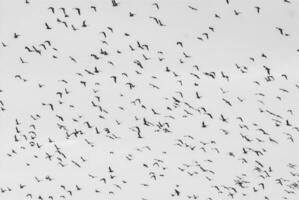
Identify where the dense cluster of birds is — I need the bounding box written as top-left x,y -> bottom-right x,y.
0,0 -> 299,200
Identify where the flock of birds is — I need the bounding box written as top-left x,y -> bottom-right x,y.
0,0 -> 299,199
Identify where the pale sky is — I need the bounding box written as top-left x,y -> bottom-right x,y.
1,0 -> 299,200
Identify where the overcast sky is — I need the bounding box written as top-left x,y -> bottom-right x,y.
1,0 -> 299,200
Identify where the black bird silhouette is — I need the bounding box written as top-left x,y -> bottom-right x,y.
76,185 -> 82,191
72,160 -> 81,168
45,22 -> 52,30
13,33 -> 20,39
56,115 -> 64,121
20,57 -> 27,64
263,65 -> 271,75
281,74 -> 288,79
202,33 -> 209,39
215,13 -> 221,18
25,46 -> 33,52
44,40 -> 51,46
73,8 -> 81,15
82,20 -> 87,27
32,46 -> 41,55
152,3 -> 159,9
71,24 -> 78,31
107,26 -> 113,32
39,43 -> 46,50
209,26 -> 215,32
202,121 -> 207,128
84,121 -> 92,128
220,114 -> 228,122
1,42 -> 7,47
94,66 -> 100,73
69,56 -> 77,63
132,126 -> 142,138
110,76 -> 117,83
90,54 -> 100,60
126,82 -> 135,89
46,103 -> 53,111
222,98 -> 232,106
174,189 -> 180,196
276,27 -> 284,35
255,6 -> 261,13
112,0 -> 119,7
48,7 -> 55,13
129,12 -> 135,17
234,9 -> 241,15
188,5 -> 198,10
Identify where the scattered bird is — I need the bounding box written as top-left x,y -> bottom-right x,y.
45,22 -> 52,30
255,6 -> 261,13
112,0 -> 119,7
0,2 -> 299,200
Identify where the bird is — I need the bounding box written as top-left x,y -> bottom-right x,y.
255,6 -> 261,13
222,98 -> 232,106
152,3 -> 159,10
48,7 -> 55,13
202,33 -> 209,39
13,33 -> 20,39
234,9 -> 241,15
45,22 -> 52,30
131,126 -> 142,138
202,121 -> 207,128
82,20 -> 87,27
112,0 -> 119,7
276,27 -> 284,35
220,114 -> 228,122
129,12 -> 135,17
1,2 -> 299,200
20,57 -> 27,64
71,24 -> 78,31
215,13 -> 221,18
73,8 -> 81,15
174,189 -> 180,196
1,42 -> 7,47
69,56 -> 77,63
91,6 -> 97,12
188,5 -> 198,11
107,26 -> 113,33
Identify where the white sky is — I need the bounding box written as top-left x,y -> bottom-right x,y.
1,0 -> 299,200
